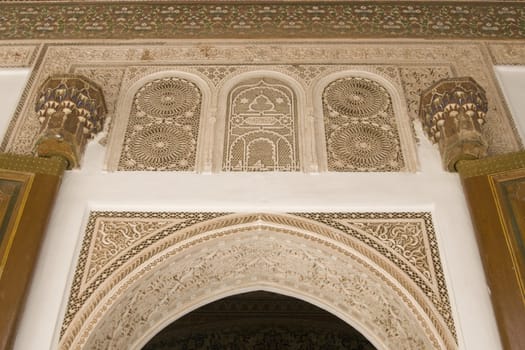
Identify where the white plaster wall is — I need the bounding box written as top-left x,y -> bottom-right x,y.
0,69 -> 503,350
0,69 -> 30,140
495,66 -> 525,144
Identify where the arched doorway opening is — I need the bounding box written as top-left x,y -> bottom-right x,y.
60,213 -> 455,350
142,291 -> 375,350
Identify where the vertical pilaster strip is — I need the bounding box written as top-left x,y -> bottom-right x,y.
0,154 -> 67,349
456,152 -> 525,350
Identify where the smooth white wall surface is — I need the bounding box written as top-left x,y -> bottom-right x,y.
0,68 -> 504,350
0,69 -> 30,140
495,66 -> 525,143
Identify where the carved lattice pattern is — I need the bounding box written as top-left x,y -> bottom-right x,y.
323,77 -> 404,172
118,77 -> 202,171
223,78 -> 299,171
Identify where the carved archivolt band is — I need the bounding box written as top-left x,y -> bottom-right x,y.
59,212 -> 457,350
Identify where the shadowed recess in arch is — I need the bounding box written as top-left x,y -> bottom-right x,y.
142,291 -> 376,350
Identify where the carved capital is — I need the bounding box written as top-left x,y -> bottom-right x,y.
419,77 -> 488,171
34,75 -> 106,169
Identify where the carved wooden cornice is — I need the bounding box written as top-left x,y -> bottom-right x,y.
0,1 -> 524,40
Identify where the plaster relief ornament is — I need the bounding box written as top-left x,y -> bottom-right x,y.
0,2 -> 524,41
224,78 -> 299,172
34,75 -> 107,169
323,77 -> 403,171
1,43 -> 521,167
59,212 -> 457,350
119,77 -> 201,171
419,77 -> 488,171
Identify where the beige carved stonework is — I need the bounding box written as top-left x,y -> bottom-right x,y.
224,78 -> 299,171
487,43 -> 525,65
105,64 -> 417,172
34,75 -> 107,168
0,45 -> 38,68
119,77 -> 201,171
60,212 -> 456,350
419,77 -> 488,171
323,77 -> 403,171
0,41 -> 521,173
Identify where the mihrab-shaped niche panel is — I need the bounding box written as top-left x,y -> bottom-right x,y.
223,77 -> 300,172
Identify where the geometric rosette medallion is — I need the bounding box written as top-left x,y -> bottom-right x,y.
119,78 -> 201,171
323,77 -> 404,171
107,68 -> 415,173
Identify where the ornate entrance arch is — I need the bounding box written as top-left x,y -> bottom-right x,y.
59,212 -> 457,349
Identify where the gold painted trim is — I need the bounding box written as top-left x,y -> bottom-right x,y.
457,151 -> 525,179
489,170 -> 525,303
0,171 -> 34,280
0,154 -> 67,176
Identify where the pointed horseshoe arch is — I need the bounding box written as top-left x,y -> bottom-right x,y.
59,213 -> 456,350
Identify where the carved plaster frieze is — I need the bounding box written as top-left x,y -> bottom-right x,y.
0,2 -> 524,40
0,44 -> 39,67
60,212 -> 456,350
487,42 -> 525,65
1,41 -> 521,166
70,63 -> 416,173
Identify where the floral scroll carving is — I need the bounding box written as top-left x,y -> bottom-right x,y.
60,212 -> 457,350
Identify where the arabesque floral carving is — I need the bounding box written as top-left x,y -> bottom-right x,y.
60,212 -> 457,350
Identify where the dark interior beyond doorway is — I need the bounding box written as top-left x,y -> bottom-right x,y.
143,291 -> 376,350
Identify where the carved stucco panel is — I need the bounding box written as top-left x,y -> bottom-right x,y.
83,218 -> 183,289
223,77 -> 299,171
1,42 -> 521,158
0,44 -> 39,67
59,212 -> 457,350
84,231 -> 432,350
322,76 -> 404,171
118,77 -> 202,171
72,67 -> 127,143
487,43 -> 525,65
399,66 -> 453,122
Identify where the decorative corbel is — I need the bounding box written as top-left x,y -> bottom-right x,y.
34,75 -> 107,169
419,77 -> 488,171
